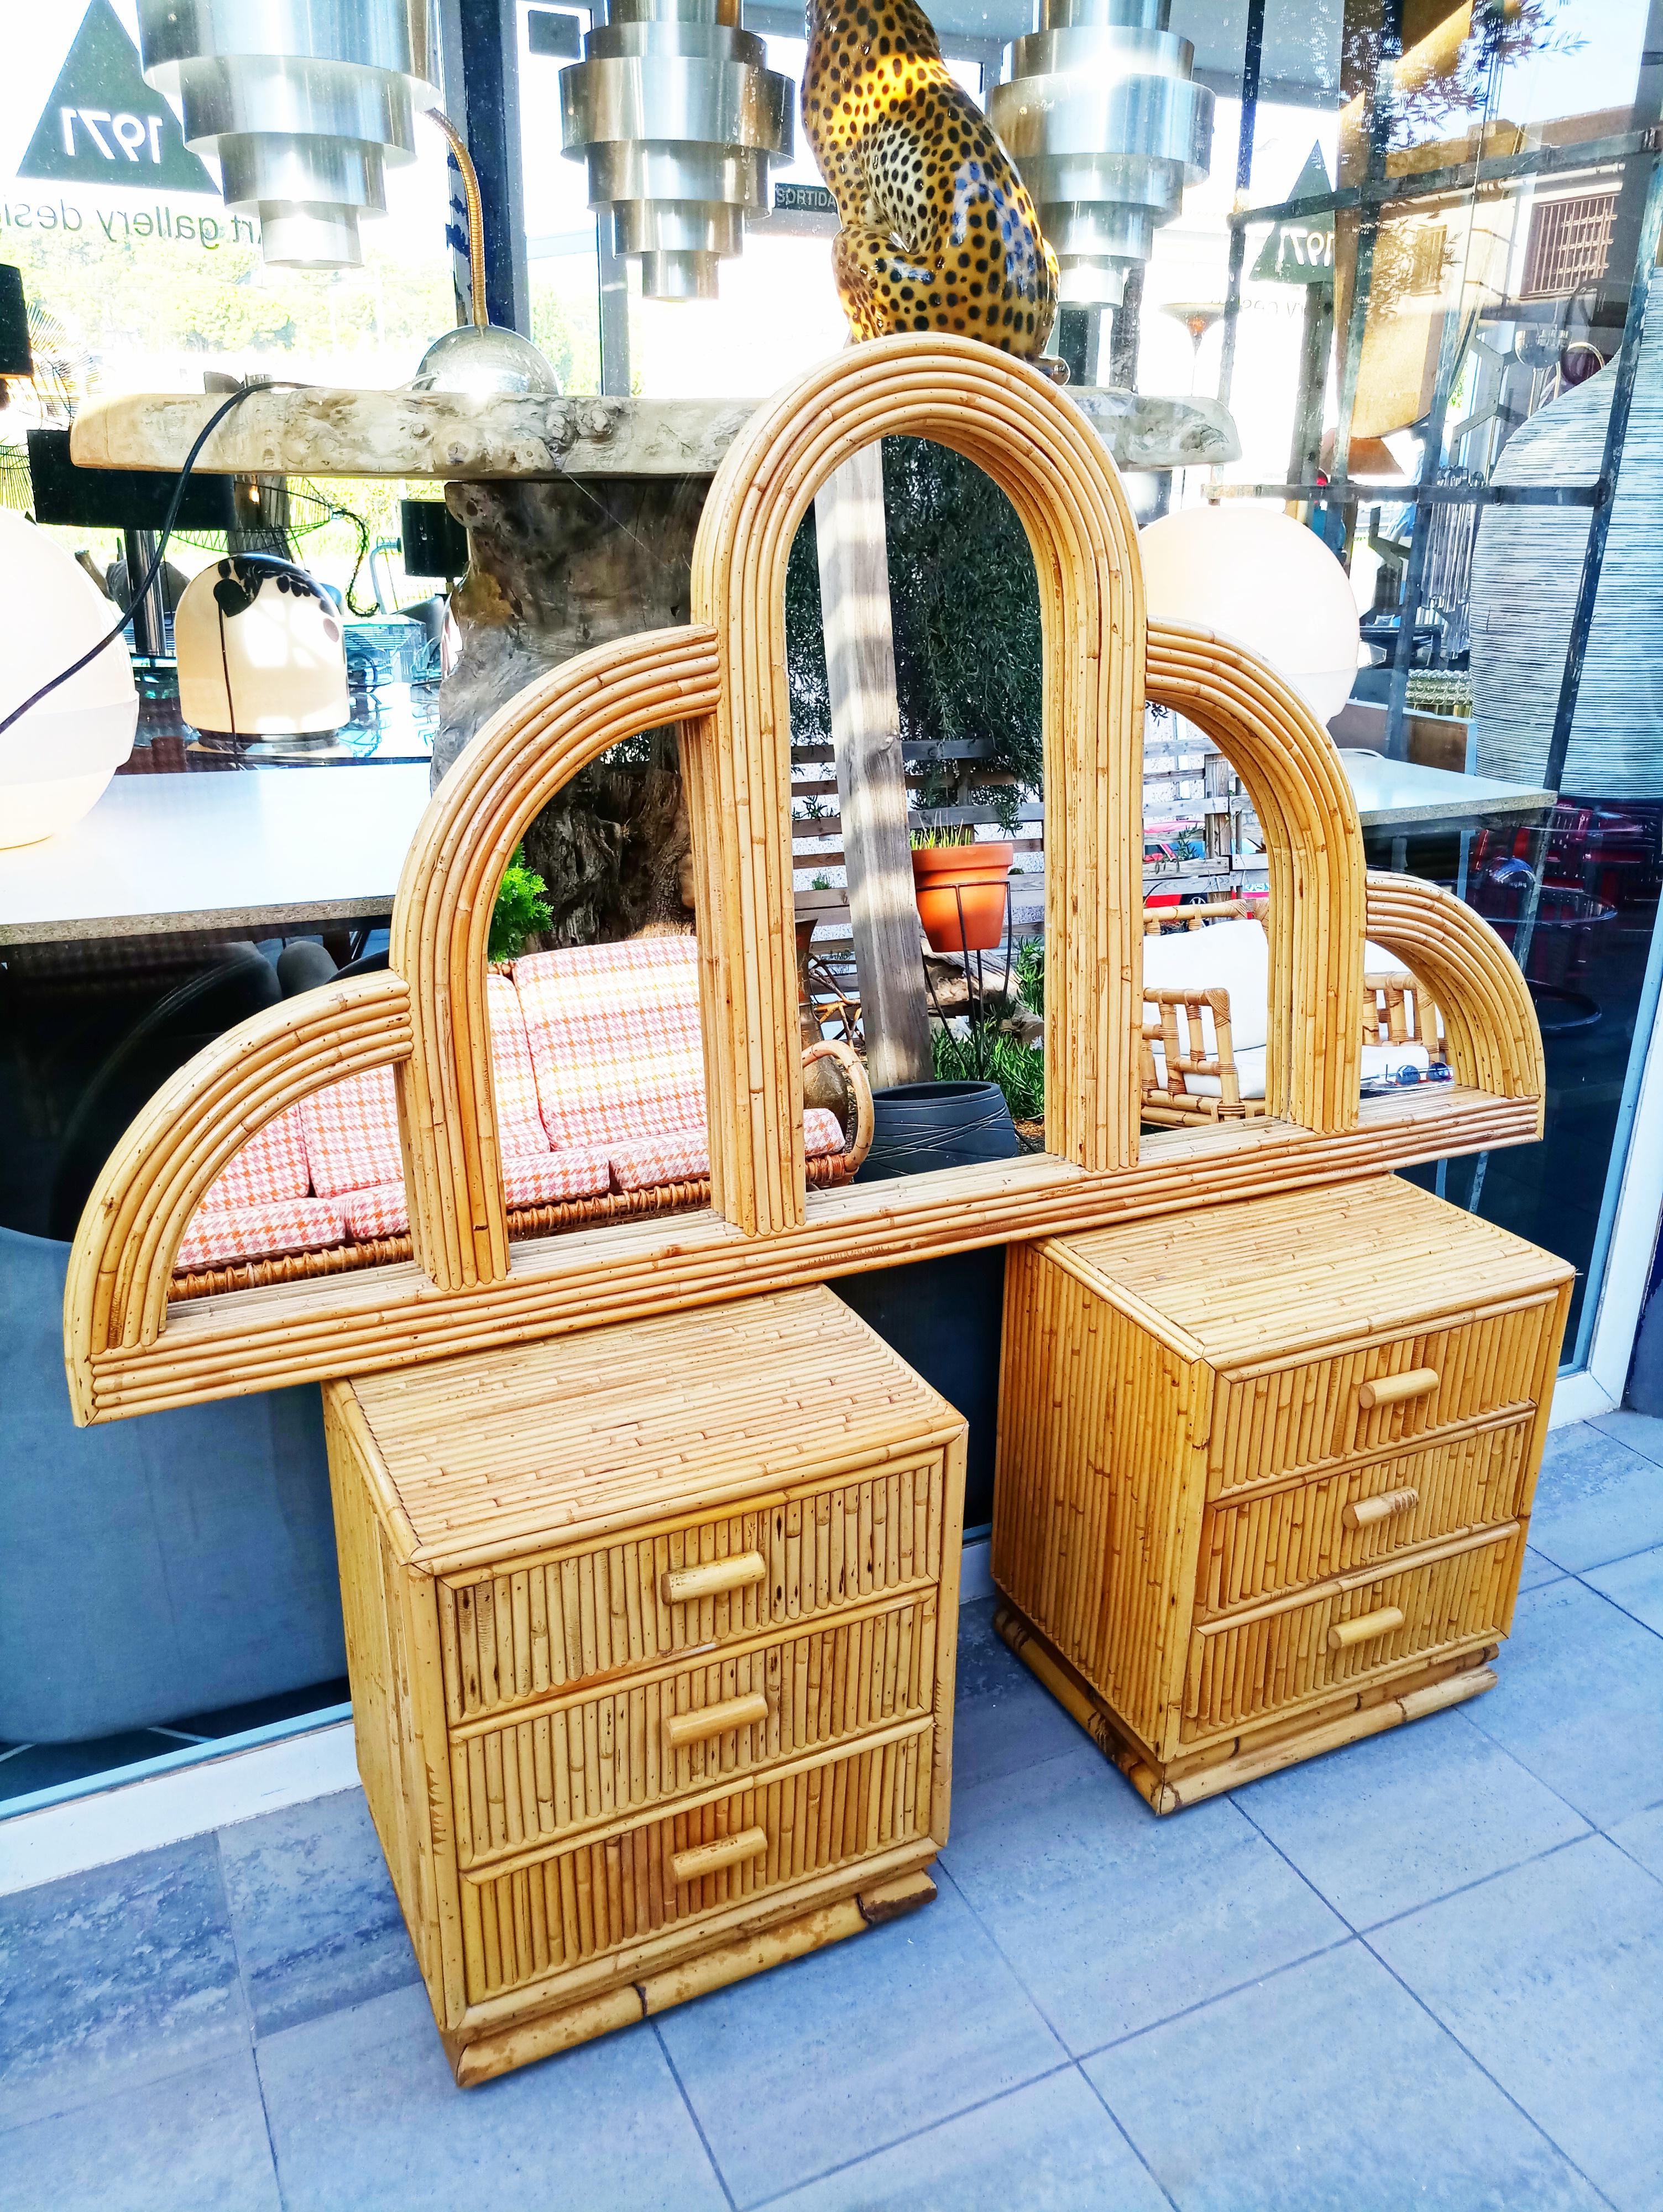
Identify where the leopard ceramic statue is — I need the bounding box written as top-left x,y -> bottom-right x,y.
802,0 -> 1059,363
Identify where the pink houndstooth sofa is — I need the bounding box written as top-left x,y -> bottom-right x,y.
171,936 -> 871,1298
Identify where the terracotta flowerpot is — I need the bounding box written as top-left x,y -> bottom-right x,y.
911,841 -> 1014,953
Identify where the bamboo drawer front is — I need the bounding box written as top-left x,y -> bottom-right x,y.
1195,1415 -> 1532,1616
435,1461 -> 945,1725
323,1286 -> 966,2084
1207,1299 -> 1555,1499
992,1178 -> 1570,1813
449,1591 -> 941,1867
462,1723 -> 935,2006
1183,1523 -> 1522,1740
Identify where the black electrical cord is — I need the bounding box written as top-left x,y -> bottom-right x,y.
0,378 -> 310,740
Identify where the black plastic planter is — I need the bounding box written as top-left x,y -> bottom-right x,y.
853,1080 -> 1021,1182
836,1081 -> 1021,1527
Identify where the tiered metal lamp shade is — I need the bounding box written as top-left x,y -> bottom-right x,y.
560,0 -> 793,301
137,0 -> 437,270
989,0 -> 1212,310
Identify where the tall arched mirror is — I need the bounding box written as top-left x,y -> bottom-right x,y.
786,436 -> 1048,1177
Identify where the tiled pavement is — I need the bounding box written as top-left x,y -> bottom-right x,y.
4,1413 -> 1662,2211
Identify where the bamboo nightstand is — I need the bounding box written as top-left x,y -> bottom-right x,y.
324,1285 -> 967,2084
992,1178 -> 1571,1813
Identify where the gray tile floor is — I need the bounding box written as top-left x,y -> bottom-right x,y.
4,1412 -> 1662,2211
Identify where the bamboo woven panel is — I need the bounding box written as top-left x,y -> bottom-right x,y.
459,1722 -> 934,2005
992,1175 -> 1571,1809
1195,1417 -> 1532,1618
436,1463 -> 944,1722
1053,1177 -> 1568,1371
1206,1300 -> 1559,1498
448,1592 -> 941,1866
1181,1524 -> 1522,1743
325,1282 -> 966,2079
349,1285 -> 961,1571
992,1245 -> 1212,1736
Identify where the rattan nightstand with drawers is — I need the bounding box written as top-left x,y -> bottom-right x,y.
992,1177 -> 1572,1812
323,1284 -> 967,2083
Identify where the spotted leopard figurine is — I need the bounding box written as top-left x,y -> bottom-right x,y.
802,0 -> 1059,364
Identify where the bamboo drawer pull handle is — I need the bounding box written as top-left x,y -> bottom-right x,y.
1358,1368 -> 1439,1411
671,1828 -> 769,1885
1327,1605 -> 1406,1652
665,1693 -> 770,1750
661,1553 -> 768,1605
1343,1487 -> 1420,1531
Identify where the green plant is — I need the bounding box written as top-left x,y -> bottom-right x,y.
781,442 -> 1042,805
933,1023 -> 1044,1123
909,823 -> 977,849
811,873 -> 832,890
489,845 -> 552,963
1014,937 -> 1045,1018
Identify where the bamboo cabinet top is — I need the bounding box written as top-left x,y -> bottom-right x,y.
1051,1180 -> 1573,1373
334,1285 -> 963,1572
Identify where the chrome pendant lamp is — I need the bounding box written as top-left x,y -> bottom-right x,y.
137,0 -> 438,270
989,0 -> 1213,310
559,0 -> 793,301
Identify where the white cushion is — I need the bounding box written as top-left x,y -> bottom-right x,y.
1142,919 -> 1270,1054
1144,922 -> 1432,1061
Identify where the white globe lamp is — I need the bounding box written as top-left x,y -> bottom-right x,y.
0,512 -> 138,848
1139,505 -> 1361,728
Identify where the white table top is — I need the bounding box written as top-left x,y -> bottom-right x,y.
1338,750 -> 1554,830
0,750 -> 1555,950
0,765 -> 433,946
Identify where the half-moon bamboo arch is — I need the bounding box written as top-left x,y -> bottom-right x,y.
64,335 -> 1546,1422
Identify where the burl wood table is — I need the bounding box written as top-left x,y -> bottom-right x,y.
323,1285 -> 966,2083
993,1178 -> 1572,1812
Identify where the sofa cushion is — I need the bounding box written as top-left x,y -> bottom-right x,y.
1144,921 -> 1425,1064
515,936 -> 707,1153
338,1180 -> 410,1240
608,1130 -> 709,1194
503,1148 -> 613,1210
607,1107 -> 845,1196
1142,917 -> 1269,1055
804,1107 -> 845,1159
297,1066 -> 404,1199
176,1196 -> 347,1272
196,1103 -> 311,1211
487,970 -> 556,1156
341,1147 -> 613,1238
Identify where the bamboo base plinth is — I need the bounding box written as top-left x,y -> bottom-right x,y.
994,1599 -> 1497,1814
440,1868 -> 938,2085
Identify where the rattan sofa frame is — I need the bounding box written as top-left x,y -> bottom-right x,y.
1137,902 -> 1447,1128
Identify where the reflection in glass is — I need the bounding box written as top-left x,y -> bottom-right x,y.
1193,0 -> 1663,1353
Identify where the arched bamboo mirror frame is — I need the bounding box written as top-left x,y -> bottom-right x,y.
65,337 -> 1544,1425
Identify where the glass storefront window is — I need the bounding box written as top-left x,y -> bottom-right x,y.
7,0 -> 1663,1820
1184,0 -> 1663,1358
